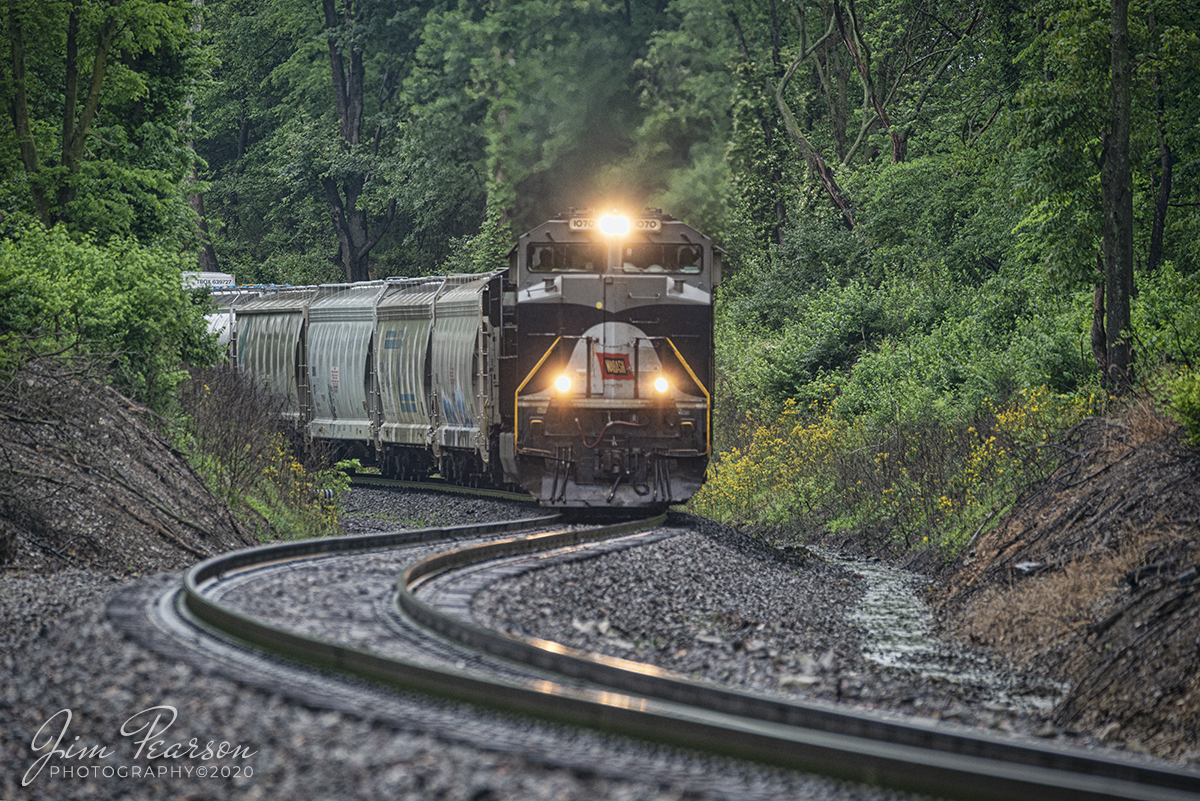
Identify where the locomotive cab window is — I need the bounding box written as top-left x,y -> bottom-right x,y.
621,243 -> 703,274
528,243 -> 604,272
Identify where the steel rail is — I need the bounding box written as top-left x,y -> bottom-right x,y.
348,472 -> 536,503
397,530 -> 1200,801
175,516 -> 1200,801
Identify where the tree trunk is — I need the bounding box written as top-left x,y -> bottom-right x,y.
1091,278 -> 1107,376
323,176 -> 394,283
833,0 -> 904,163
320,0 -> 395,283
831,46 -> 849,161
771,18 -> 855,230
59,9 -> 118,212
1102,0 -> 1133,391
9,7 -> 51,225
1147,66 -> 1171,275
190,177 -> 220,273
775,103 -> 855,229
62,0 -> 80,175
323,177 -> 368,283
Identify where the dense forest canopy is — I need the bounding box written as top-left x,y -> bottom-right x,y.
2,0 -> 1198,548
4,0 -> 1197,285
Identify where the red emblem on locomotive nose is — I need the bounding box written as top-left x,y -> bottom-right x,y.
596,352 -> 634,380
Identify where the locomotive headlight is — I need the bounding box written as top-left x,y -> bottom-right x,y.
654,376 -> 669,394
555,375 -> 572,393
599,214 -> 629,236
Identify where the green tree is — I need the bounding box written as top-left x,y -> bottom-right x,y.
202,0 -> 747,281
195,0 -> 332,283
1141,0 -> 1200,275
1011,0 -> 1200,384
724,0 -> 1014,238
318,0 -> 398,282
0,224 -> 219,407
197,0 -> 439,283
2,0 -> 202,244
413,0 -> 640,230
627,0 -> 737,235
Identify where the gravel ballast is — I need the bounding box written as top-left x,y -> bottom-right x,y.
471,514 -> 1072,739
2,490 -> 924,801
5,487 -> 1192,800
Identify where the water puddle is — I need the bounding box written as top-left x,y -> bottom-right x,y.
819,549 -> 1067,715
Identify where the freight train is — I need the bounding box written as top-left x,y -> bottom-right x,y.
223,209 -> 719,509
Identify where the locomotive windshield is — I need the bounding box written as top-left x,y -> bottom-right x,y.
527,243 -> 604,272
527,241 -> 702,274
621,243 -> 702,274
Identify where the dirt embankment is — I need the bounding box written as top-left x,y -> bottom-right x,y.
939,408 -> 1200,758
0,360 -> 257,574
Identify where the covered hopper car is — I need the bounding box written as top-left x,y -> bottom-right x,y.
230,209 -> 720,509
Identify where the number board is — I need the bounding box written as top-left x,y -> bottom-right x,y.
569,217 -> 662,233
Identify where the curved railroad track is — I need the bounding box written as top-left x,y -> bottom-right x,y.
141,513 -> 1200,801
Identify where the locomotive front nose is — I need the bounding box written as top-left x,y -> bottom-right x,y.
511,210 -> 714,508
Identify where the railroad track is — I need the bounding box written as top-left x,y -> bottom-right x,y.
348,472 -> 536,503
149,514 -> 1200,801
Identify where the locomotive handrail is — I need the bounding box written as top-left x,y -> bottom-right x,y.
661,337 -> 710,457
513,335 -> 563,455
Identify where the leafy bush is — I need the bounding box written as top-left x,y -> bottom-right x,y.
0,224 -> 220,409
708,183 -> 1106,555
1134,263 -> 1200,367
246,436 -> 357,540
1167,369 -> 1200,445
722,219 -> 869,332
175,366 -> 355,539
693,398 -> 857,526
855,149 -> 1018,288
692,387 -> 1097,554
